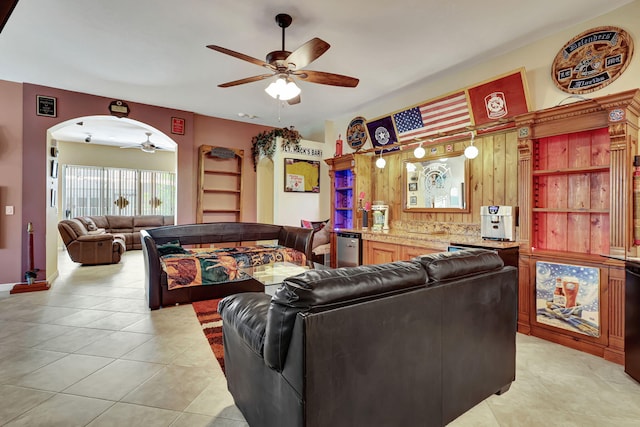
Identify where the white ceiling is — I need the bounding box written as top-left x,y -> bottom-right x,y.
0,0 -> 633,145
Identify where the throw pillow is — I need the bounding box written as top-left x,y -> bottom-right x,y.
157,240 -> 189,256
312,225 -> 330,250
83,217 -> 98,231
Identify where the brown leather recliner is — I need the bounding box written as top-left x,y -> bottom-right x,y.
58,219 -> 125,265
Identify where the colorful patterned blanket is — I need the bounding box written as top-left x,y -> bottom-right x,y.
160,245 -> 306,290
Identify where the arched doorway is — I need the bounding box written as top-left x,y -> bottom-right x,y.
46,116 -> 178,279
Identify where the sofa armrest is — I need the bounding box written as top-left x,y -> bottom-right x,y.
141,230 -> 162,309
218,293 -> 272,356
277,226 -> 314,264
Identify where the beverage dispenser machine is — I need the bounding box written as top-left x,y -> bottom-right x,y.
480,205 -> 516,241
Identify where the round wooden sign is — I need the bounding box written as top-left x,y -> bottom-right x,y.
346,116 -> 368,151
551,26 -> 633,94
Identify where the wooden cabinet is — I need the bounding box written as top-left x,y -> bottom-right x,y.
325,154 -> 371,230
363,240 -> 439,265
365,241 -> 399,264
516,89 -> 640,364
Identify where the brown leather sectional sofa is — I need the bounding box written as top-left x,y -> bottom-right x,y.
218,248 -> 518,427
58,215 -> 174,265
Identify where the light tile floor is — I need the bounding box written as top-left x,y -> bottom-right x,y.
0,250 -> 638,426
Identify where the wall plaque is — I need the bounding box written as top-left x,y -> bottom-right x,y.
109,100 -> 130,118
551,26 -> 633,94
346,116 -> 368,151
36,95 -> 57,117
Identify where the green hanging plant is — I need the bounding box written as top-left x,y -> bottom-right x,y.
251,127 -> 301,170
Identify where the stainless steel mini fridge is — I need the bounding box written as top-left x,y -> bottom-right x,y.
625,260 -> 640,383
336,232 -> 362,268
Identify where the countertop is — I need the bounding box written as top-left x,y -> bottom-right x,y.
333,228 -> 520,251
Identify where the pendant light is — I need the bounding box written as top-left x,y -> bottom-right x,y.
413,142 -> 425,159
375,149 -> 386,169
464,132 -> 479,159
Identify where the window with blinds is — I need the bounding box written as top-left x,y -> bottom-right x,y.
62,165 -> 175,218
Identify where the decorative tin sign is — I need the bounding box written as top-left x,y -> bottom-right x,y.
551,26 -> 633,94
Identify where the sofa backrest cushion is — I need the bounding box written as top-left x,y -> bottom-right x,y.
105,215 -> 134,232
264,261 -> 427,371
413,248 -> 504,284
133,215 -> 166,230
89,216 -> 109,229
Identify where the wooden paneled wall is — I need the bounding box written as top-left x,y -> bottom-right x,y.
368,131 -> 519,225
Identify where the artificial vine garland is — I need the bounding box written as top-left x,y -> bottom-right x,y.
251,127 -> 301,170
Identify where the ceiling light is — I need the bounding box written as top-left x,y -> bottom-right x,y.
413,142 -> 425,159
265,75 -> 301,101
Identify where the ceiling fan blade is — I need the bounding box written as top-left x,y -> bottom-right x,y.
293,70 -> 359,87
207,45 -> 275,70
0,0 -> 19,34
120,145 -> 141,149
218,74 -> 274,88
285,38 -> 330,70
287,95 -> 301,105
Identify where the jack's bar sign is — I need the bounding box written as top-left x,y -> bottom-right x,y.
551,26 -> 633,94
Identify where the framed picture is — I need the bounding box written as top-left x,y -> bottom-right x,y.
410,196 -> 417,205
50,188 -> 57,207
37,95 -> 57,117
284,158 -> 320,193
50,159 -> 58,178
535,261 -> 600,337
408,182 -> 418,191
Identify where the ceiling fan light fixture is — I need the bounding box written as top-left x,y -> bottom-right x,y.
265,75 -> 300,101
141,146 -> 156,154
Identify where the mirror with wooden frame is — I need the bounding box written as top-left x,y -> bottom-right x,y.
403,152 -> 470,212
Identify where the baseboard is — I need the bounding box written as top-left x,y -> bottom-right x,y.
0,270 -> 57,292
0,283 -> 15,292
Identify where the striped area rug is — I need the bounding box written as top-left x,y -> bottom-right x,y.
192,298 -> 225,374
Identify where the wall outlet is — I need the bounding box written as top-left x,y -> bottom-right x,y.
5,206 -> 14,215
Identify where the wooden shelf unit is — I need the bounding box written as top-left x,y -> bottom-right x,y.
197,145 -> 244,224
325,154 -> 372,231
515,89 -> 640,364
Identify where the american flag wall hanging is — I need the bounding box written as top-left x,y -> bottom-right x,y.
392,91 -> 472,143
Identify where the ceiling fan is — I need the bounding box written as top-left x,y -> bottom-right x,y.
121,132 -> 163,154
207,13 -> 359,104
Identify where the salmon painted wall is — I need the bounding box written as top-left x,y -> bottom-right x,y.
0,80 -> 24,284
192,115 -> 273,223
0,81 -> 276,284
